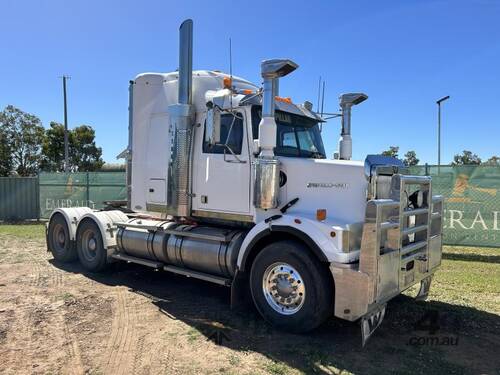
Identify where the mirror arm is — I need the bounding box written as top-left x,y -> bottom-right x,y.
222,145 -> 246,163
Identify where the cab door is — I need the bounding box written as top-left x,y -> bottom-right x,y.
192,110 -> 251,215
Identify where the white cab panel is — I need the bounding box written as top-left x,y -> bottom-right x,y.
192,112 -> 251,214
276,158 -> 368,224
131,71 -> 257,214
148,178 -> 166,203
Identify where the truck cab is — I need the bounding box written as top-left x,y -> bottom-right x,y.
46,19 -> 443,345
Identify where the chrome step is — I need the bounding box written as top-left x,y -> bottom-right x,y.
164,265 -> 231,286
111,253 -> 163,268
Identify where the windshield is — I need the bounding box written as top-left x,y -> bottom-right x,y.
251,106 -> 326,159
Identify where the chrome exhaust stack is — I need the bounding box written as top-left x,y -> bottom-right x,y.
338,93 -> 367,160
167,19 -> 194,217
253,59 -> 297,209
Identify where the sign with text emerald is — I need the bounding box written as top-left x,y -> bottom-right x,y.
409,165 -> 500,247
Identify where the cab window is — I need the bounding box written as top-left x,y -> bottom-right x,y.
203,113 -> 243,155
251,106 -> 326,158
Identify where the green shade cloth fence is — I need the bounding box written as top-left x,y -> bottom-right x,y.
34,166 -> 500,247
409,165 -> 500,247
39,172 -> 126,219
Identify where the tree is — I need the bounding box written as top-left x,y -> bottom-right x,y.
452,150 -> 481,166
41,123 -> 104,172
482,156 -> 500,166
381,146 -> 399,159
0,105 -> 45,176
403,150 -> 420,166
70,125 -> 104,171
0,116 -> 13,176
40,122 -> 66,172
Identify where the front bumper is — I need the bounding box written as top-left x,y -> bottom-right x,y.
330,175 -> 444,322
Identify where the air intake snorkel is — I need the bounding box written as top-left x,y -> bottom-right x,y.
253,59 -> 297,209
337,93 -> 368,160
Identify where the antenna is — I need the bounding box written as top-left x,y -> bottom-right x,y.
229,37 -> 233,81
229,37 -> 233,108
316,76 -> 322,111
320,81 -> 326,117
319,80 -> 326,132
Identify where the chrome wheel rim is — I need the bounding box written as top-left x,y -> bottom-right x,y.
262,262 -> 305,315
81,229 -> 98,261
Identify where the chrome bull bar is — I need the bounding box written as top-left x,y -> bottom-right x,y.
331,174 -> 444,324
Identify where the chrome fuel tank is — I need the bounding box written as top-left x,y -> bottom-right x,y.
116,220 -> 244,277
166,225 -> 244,277
116,219 -> 179,263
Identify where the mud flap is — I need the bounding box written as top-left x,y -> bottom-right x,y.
415,276 -> 432,301
361,304 -> 386,347
230,269 -> 252,311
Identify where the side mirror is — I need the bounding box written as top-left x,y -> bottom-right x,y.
206,104 -> 221,146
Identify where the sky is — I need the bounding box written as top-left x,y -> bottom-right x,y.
1,0 -> 499,164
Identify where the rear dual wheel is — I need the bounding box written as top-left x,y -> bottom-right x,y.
48,215 -> 109,272
249,240 -> 334,333
47,213 -> 77,263
76,219 -> 108,272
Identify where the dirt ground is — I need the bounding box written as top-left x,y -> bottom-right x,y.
0,225 -> 499,375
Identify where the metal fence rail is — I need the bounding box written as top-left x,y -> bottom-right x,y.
0,177 -> 39,221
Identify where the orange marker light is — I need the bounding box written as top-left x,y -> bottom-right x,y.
275,96 -> 292,104
242,89 -> 254,95
316,209 -> 327,221
223,77 -> 232,89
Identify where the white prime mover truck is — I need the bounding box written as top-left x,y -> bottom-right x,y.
46,19 -> 443,344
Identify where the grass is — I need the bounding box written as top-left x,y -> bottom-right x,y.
57,292 -> 76,303
265,360 -> 292,375
0,223 -> 46,240
186,327 -> 202,343
431,246 -> 500,314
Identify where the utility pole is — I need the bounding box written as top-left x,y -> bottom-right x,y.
62,75 -> 70,172
436,95 -> 450,173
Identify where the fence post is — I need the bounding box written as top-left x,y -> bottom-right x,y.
36,175 -> 40,221
86,172 -> 90,207
425,163 -> 429,176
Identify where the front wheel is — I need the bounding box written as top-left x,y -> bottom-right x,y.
249,240 -> 333,333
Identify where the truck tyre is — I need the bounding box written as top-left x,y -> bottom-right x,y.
47,213 -> 77,263
250,240 -> 333,333
76,219 -> 108,272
